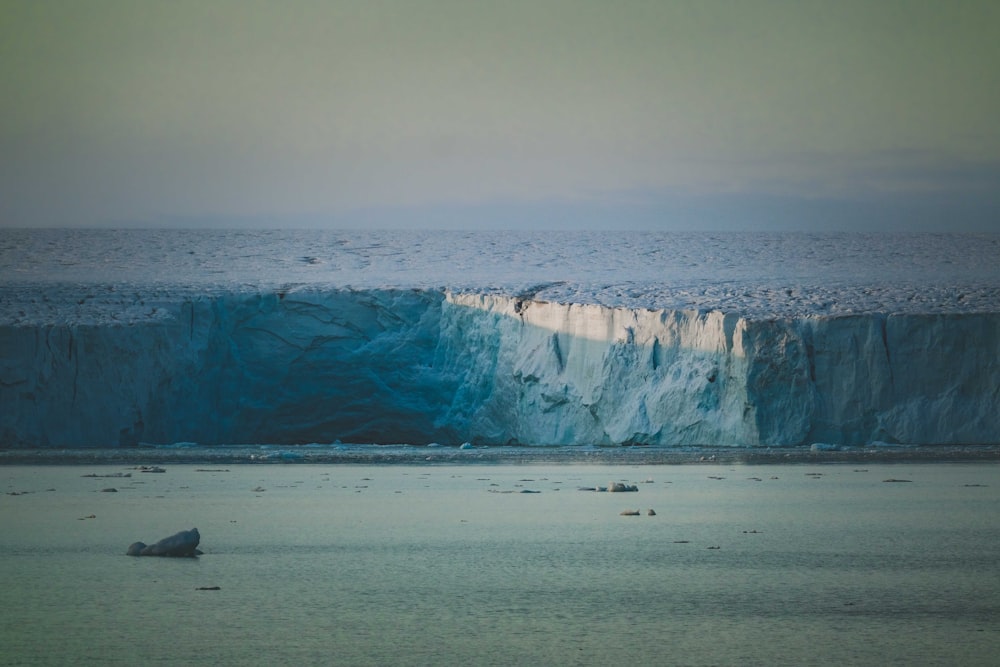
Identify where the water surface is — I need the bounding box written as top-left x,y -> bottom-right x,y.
1,463 -> 998,666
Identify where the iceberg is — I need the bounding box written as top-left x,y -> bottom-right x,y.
1,287 -> 998,448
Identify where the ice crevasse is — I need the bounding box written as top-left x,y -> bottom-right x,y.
1,288 -> 998,447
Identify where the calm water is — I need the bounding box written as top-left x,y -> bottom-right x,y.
1,463 -> 998,666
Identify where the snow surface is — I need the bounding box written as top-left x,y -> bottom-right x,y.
1,230 -> 999,448
2,229 -> 999,324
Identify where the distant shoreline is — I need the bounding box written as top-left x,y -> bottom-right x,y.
2,444 -> 998,466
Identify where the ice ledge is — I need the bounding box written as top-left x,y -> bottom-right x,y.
4,279 -> 1000,327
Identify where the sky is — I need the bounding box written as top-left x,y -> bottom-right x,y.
1,0 -> 998,231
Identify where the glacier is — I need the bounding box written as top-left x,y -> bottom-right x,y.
2,230 -> 999,448
2,287 -> 999,448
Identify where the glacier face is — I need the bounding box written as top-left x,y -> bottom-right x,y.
2,288 -> 998,448
1,290 -> 455,447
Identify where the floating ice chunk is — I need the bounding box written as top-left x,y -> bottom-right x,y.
127,528 -> 201,557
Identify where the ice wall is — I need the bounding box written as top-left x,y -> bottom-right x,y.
2,288 -> 998,447
437,294 -> 753,445
1,290 -> 457,447
440,295 -> 1000,446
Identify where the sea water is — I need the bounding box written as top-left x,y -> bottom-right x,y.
1,463 -> 998,666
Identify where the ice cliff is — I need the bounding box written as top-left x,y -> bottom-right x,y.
2,288 -> 998,448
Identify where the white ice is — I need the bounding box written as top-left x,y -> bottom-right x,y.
2,229 -> 998,325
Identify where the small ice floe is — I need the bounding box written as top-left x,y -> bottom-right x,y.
810,442 -> 840,452
608,482 -> 638,492
127,528 -> 201,557
620,509 -> 641,516
578,481 -> 639,492
459,442 -> 474,450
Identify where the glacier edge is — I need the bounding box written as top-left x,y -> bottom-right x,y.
1,288 -> 998,448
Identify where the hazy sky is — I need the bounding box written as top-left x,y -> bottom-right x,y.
2,0 -> 998,231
